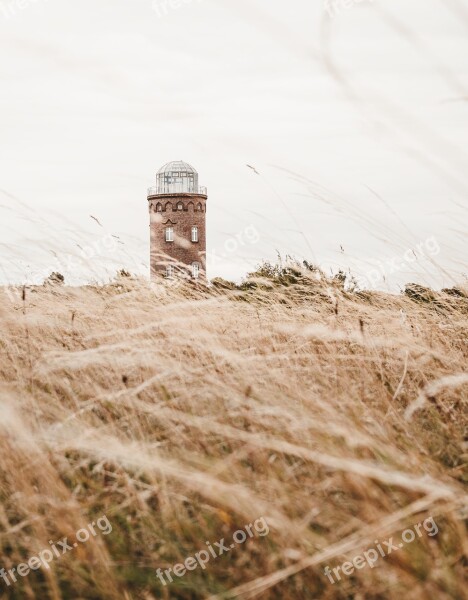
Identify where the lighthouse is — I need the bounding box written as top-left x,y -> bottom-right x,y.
148,161 -> 207,280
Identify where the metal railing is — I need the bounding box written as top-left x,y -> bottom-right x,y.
148,185 -> 207,196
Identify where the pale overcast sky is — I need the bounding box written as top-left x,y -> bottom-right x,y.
0,0 -> 467,289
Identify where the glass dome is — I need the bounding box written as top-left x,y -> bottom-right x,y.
155,160 -> 199,194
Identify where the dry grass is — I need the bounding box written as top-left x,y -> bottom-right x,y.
0,270 -> 467,599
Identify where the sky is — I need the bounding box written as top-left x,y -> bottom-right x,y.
0,0 -> 467,290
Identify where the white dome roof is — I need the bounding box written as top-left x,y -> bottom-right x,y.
157,160 -> 197,175
151,160 -> 204,195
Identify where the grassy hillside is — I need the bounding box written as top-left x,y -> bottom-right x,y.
0,268 -> 467,600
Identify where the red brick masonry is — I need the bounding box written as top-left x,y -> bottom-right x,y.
148,192 -> 207,278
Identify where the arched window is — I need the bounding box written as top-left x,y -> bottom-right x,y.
156,203 -> 162,212
165,227 -> 174,242
197,203 -> 202,212
192,262 -> 200,279
191,226 -> 198,242
166,264 -> 174,278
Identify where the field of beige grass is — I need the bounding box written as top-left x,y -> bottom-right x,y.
0,267 -> 467,599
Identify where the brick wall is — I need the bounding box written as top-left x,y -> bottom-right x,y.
148,193 -> 207,279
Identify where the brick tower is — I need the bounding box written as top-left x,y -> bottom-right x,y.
148,161 -> 207,280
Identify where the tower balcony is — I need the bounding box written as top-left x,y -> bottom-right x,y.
147,184 -> 207,197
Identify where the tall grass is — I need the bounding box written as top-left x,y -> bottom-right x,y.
0,269 -> 466,599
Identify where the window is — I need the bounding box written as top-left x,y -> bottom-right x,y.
192,262 -> 200,279
191,226 -> 198,242
165,227 -> 173,242
156,203 -> 162,212
166,264 -> 174,278
177,203 -> 183,211
197,203 -> 202,212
